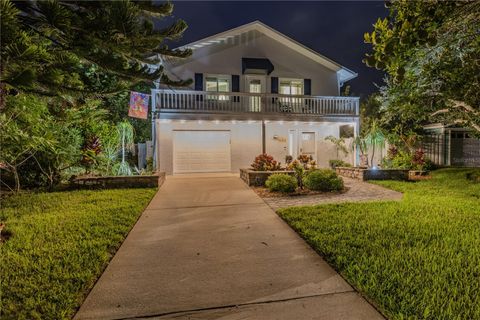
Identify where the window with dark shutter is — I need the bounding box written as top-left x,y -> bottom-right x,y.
304,79 -> 311,95
271,77 -> 279,94
194,73 -> 203,91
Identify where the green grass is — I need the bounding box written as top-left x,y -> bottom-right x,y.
0,188 -> 156,320
278,168 -> 480,320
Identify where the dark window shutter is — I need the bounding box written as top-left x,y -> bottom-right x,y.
194,73 -> 203,91
271,77 -> 279,94
304,79 -> 311,95
231,75 -> 240,92
232,75 -> 240,102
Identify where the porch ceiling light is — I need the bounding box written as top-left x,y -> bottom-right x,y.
180,119 -> 186,124
198,120 -> 203,124
231,120 -> 237,124
214,120 -> 220,124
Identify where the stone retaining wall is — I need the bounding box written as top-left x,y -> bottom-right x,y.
336,167 -> 410,181
71,172 -> 165,189
240,169 -> 295,186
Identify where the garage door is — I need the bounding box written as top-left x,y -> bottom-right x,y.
173,130 -> 231,173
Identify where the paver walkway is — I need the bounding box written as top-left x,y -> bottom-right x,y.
75,174 -> 384,320
264,177 -> 403,211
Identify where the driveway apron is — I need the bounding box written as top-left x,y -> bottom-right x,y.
75,174 -> 384,320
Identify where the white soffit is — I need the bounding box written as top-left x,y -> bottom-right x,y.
165,20 -> 357,83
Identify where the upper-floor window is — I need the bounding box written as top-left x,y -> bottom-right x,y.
206,75 -> 230,100
280,78 -> 303,95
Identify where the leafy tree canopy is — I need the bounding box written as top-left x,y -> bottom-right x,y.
0,0 -> 192,102
364,0 -> 480,135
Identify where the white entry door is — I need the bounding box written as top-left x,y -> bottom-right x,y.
300,132 -> 316,156
173,131 -> 231,173
288,130 -> 316,159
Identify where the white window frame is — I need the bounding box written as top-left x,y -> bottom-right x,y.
205,74 -> 230,101
279,78 -> 304,96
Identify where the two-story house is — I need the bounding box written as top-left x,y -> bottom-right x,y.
152,21 -> 359,174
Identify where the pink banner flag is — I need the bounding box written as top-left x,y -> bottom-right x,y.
128,91 -> 149,119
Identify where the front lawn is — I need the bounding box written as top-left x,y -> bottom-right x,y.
0,188 -> 156,320
278,168 -> 480,319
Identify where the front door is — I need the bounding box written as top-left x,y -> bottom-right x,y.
300,132 -> 316,157
288,130 -> 316,159
246,76 -> 265,112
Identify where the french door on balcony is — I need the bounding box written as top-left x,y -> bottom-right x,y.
246,75 -> 265,112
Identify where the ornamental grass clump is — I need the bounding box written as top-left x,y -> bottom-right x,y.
303,169 -> 344,192
265,174 -> 297,193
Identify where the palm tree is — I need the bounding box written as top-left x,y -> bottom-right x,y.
365,120 -> 386,167
115,121 -> 135,176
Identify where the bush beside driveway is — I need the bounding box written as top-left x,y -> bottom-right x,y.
278,168 -> 480,319
0,188 -> 156,319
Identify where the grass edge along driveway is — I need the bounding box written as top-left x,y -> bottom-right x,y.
0,188 -> 157,320
278,168 -> 480,320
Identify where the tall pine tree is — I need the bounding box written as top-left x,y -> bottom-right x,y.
0,0 -> 192,106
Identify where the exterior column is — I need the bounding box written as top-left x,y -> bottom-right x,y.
262,120 -> 266,154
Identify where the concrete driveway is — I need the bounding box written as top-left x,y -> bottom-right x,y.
75,174 -> 384,320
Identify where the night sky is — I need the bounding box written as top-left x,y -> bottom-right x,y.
164,1 -> 388,98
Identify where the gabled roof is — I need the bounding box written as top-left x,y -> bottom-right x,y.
172,20 -> 357,84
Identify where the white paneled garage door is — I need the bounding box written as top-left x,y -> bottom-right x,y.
173,130 -> 231,173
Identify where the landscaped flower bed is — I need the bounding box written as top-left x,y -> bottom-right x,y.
240,168 -> 295,186
70,172 -> 165,189
335,167 -> 430,181
242,154 -> 345,195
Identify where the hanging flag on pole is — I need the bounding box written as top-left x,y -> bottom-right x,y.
128,91 -> 149,119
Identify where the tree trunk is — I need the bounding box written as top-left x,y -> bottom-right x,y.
370,145 -> 376,168
12,167 -> 20,193
0,81 -> 6,112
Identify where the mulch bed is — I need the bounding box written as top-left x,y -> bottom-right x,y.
252,186 -> 349,198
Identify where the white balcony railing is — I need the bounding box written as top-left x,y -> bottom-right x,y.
152,89 -> 359,116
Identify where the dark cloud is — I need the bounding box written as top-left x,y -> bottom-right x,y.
167,1 -> 388,97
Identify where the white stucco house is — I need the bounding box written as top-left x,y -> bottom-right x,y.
152,21 -> 360,174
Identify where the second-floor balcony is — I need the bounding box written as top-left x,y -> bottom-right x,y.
152,89 -> 359,120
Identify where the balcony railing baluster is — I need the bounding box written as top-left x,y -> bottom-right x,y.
152,89 -> 359,117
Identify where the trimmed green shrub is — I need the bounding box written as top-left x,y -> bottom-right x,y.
303,169 -> 344,192
329,159 -> 352,169
265,174 -> 297,193
466,171 -> 480,183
